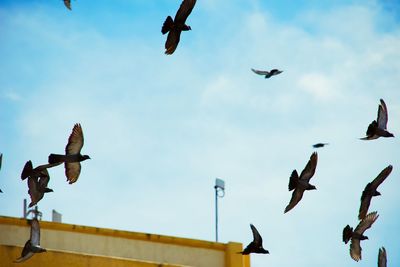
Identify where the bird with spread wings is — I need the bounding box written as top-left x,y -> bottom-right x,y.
162,0 -> 196,55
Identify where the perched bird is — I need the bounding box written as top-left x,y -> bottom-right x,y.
251,68 -> 283,78
239,224 -> 269,255
358,165 -> 392,220
312,143 -> 328,148
342,211 -> 379,262
360,99 -> 394,140
48,123 -> 90,184
161,0 -> 196,55
21,161 -> 60,207
284,152 -> 318,213
378,247 -> 387,267
63,0 -> 71,10
14,219 -> 46,263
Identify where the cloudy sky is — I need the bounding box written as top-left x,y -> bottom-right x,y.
1,0 -> 400,266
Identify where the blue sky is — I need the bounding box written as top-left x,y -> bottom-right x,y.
1,1 -> 400,267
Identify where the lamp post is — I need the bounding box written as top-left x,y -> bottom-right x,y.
214,178 -> 225,242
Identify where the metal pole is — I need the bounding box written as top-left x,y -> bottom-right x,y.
215,186 -> 218,242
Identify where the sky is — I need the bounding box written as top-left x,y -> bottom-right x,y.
0,0 -> 400,266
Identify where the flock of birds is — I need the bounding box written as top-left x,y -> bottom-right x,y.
0,0 -> 395,266
1,123 -> 91,262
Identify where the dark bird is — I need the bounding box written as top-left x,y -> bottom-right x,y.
284,152 -> 318,213
312,143 -> 329,148
48,123 -> 90,184
342,211 -> 379,262
14,219 -> 46,263
251,68 -> 283,78
21,161 -> 61,207
161,0 -> 196,55
239,224 -> 269,255
358,165 -> 392,220
378,247 -> 387,267
63,0 -> 71,10
360,99 -> 394,140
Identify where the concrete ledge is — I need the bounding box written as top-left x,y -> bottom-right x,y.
0,245 -> 190,267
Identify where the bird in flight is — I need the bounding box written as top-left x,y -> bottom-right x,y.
162,0 -> 196,55
312,143 -> 328,148
378,247 -> 387,267
284,152 -> 318,213
48,123 -> 90,184
358,165 -> 392,220
14,219 -> 46,263
251,68 -> 283,79
239,224 -> 269,255
21,161 -> 60,207
360,99 -> 394,140
63,0 -> 71,10
342,211 -> 379,262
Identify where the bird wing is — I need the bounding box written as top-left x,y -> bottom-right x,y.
284,188 -> 305,213
288,170 -> 299,191
358,188 -> 372,220
35,162 -> 63,172
38,175 -> 51,191
299,152 -> 318,181
30,219 -> 41,246
0,153 -> 2,170
378,247 -> 387,267
165,29 -> 182,55
251,68 -> 270,76
250,224 -> 263,245
63,0 -> 71,10
66,123 -> 84,155
370,165 -> 392,190
65,162 -> 81,184
27,177 -> 40,206
174,0 -> 196,24
14,240 -> 34,263
21,160 -> 34,180
355,211 -> 379,234
350,238 -> 362,262
377,99 -> 388,129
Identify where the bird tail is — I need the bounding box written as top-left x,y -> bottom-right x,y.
21,160 -> 33,180
48,154 -> 65,164
162,16 -> 174,34
288,170 -> 298,191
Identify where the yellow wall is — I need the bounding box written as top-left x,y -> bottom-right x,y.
0,216 -> 250,267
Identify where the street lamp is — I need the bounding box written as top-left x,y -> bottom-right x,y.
214,178 -> 225,242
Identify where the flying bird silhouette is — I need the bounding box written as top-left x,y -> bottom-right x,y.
358,165 -> 392,220
48,123 -> 90,184
63,0 -> 71,10
251,68 -> 283,78
14,219 -> 46,263
342,211 -> 379,262
284,152 -> 318,213
360,99 -> 394,140
238,224 -> 269,255
21,161 -> 60,207
378,247 -> 387,267
312,143 -> 328,148
161,0 -> 196,55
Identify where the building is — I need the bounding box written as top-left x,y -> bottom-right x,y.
0,216 -> 250,267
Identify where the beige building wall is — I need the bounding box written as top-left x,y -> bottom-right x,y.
0,216 -> 250,267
